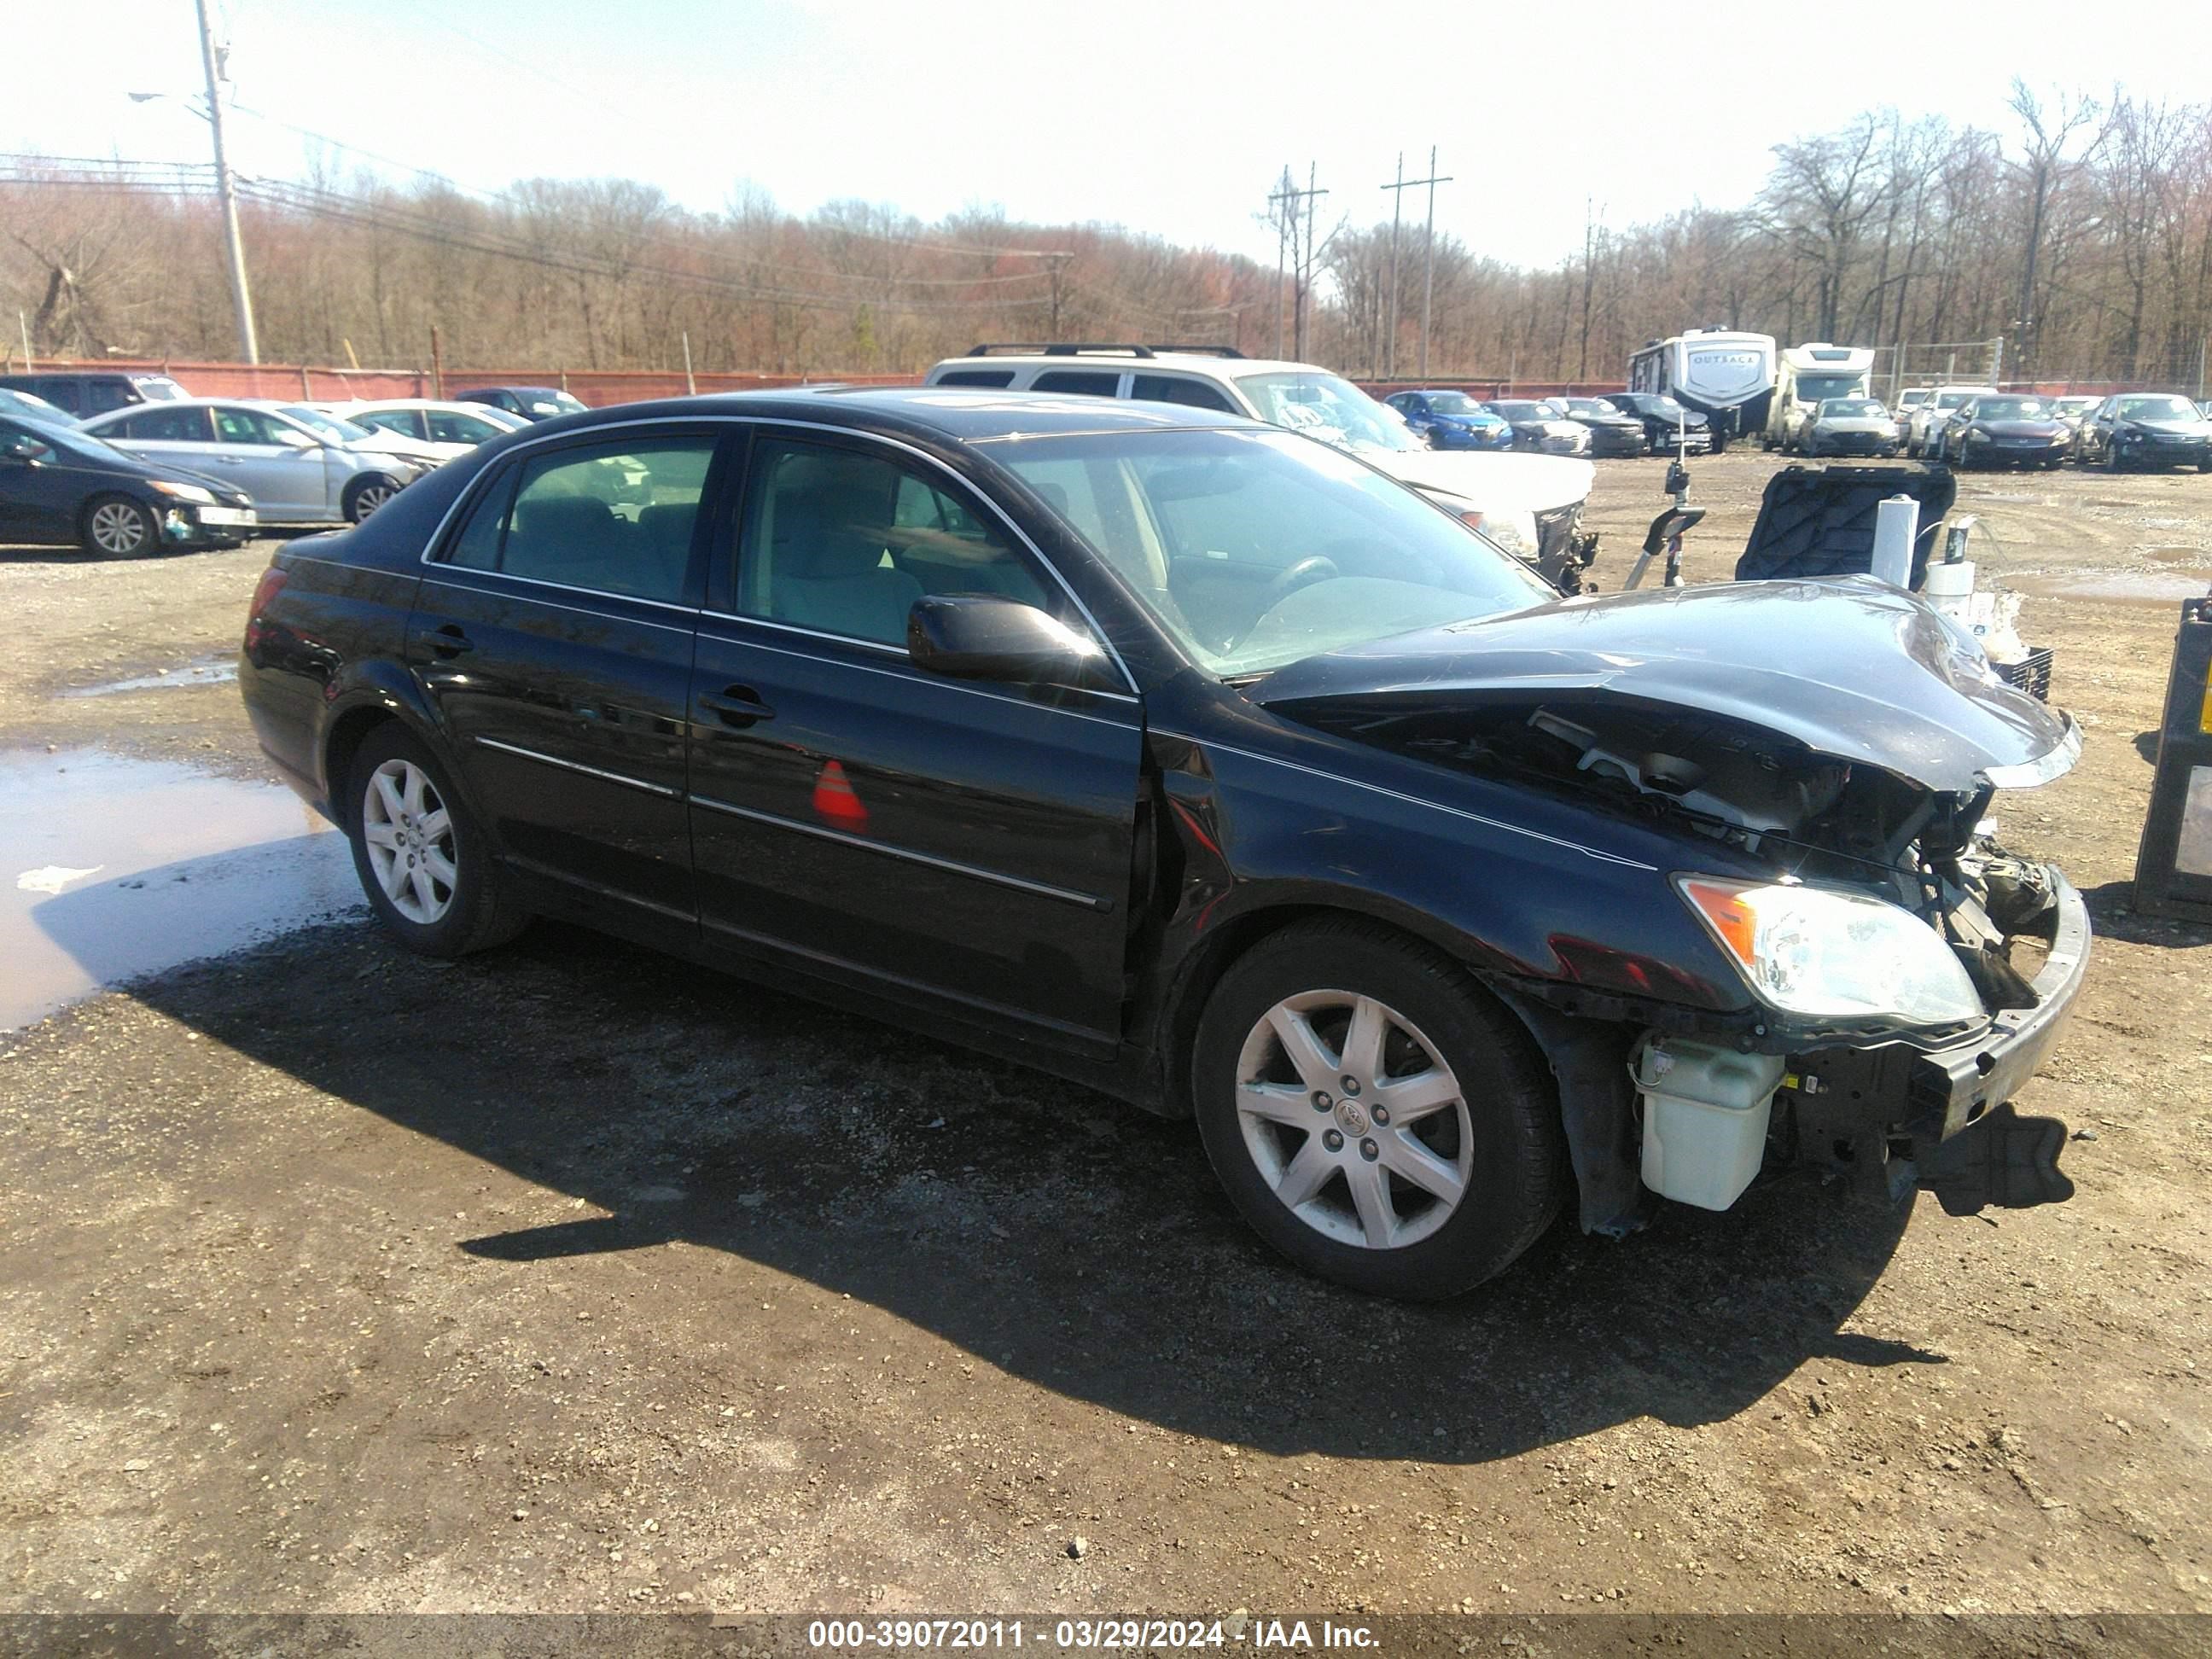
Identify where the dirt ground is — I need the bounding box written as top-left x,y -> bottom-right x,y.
1,452 -> 2209,1633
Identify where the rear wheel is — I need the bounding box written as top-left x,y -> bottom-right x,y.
1191,920 -> 1566,1299
346,724 -> 527,957
81,494 -> 156,556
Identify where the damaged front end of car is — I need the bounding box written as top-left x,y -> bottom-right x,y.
1254,575 -> 2089,1232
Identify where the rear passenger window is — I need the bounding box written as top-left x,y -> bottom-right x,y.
119,406 -> 213,442
445,438 -> 714,603
1032,370 -> 1122,397
934,370 -> 1016,388
1131,375 -> 1237,413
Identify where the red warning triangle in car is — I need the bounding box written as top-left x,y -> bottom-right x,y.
812,759 -> 869,830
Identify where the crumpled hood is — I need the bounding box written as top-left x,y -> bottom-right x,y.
2123,418 -> 2212,437
1367,450 -> 1595,514
1811,416 -> 1892,435
1254,575 -> 2079,794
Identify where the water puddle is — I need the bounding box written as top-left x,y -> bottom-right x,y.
1,748 -> 361,1031
2012,572 -> 2212,608
62,654 -> 239,698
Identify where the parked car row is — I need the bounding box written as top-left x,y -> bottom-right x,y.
1895,387 -> 2212,470
1384,390 -> 1715,459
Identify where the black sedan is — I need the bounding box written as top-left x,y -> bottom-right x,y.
453,386 -> 591,423
1932,394 -> 2070,469
239,388 -> 2089,1298
0,413 -> 258,555
1547,397 -> 1648,457
2074,393 -> 2212,471
1604,392 -> 1714,454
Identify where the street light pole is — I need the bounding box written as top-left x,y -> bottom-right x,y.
194,0 -> 259,364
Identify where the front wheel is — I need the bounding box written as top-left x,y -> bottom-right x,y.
1191,920 -> 1566,1299
344,474 -> 402,523
346,724 -> 528,957
81,494 -> 157,556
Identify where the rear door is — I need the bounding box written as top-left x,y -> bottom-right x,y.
102,404 -> 217,470
688,428 -> 1144,1044
409,423 -> 725,940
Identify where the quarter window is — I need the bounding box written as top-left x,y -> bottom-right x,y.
737,439 -> 1053,647
441,437 -> 714,603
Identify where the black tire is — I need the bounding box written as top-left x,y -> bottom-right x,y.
79,493 -> 158,557
346,722 -> 528,958
1190,918 -> 1567,1299
343,473 -> 403,524
2103,442 -> 2121,473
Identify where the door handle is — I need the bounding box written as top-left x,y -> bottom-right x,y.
428,624 -> 474,657
699,684 -> 774,728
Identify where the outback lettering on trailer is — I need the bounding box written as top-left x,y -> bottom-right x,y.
1691,352 -> 1761,367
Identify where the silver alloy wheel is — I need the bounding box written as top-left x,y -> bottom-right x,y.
1233,989 -> 1475,1250
90,500 -> 149,554
352,480 -> 396,520
360,757 -> 457,925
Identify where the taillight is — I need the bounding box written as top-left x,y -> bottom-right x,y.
244,563 -> 288,653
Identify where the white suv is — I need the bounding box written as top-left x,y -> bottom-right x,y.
923,345 -> 1596,586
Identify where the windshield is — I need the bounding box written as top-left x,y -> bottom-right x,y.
1423,392 -> 1488,416
1233,371 -> 1418,452
1818,399 -> 1885,418
1635,394 -> 1690,422
1793,374 -> 1861,404
4,416 -> 140,468
1935,390 -> 1987,410
992,428 -> 1553,678
1565,399 -> 1621,417
278,405 -> 375,442
1971,397 -> 2047,420
2055,397 -> 2098,413
527,390 -> 590,416
1490,401 -> 1548,420
134,377 -> 189,401
2117,395 -> 2200,421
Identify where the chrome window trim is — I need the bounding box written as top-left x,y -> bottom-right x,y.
420,568 -> 700,629
416,411 -> 1139,697
692,616 -> 1141,724
1154,731 -> 1660,872
473,736 -> 682,798
690,790 -> 1111,911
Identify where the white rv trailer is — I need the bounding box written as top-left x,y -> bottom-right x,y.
1765,343 -> 1877,449
1627,329 -> 1778,451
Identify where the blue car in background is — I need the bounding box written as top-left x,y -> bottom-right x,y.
1386,388 -> 1514,451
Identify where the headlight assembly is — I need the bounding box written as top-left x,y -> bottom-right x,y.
1677,876 -> 1984,1027
148,480 -> 216,504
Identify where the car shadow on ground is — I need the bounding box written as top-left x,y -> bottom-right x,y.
61,853 -> 1936,1466
2081,877 -> 2212,947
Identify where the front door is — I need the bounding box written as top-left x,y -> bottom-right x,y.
209,405 -> 335,519
0,419 -> 80,541
408,426 -> 726,939
689,430 -> 1144,1044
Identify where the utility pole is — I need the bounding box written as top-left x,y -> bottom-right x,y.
1046,253 -> 1070,336
195,0 -> 259,364
1413,147 -> 1452,380
1380,153 -> 1407,379
1269,165 -> 1328,361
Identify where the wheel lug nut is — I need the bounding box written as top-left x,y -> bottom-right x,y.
1371,1106 -> 1390,1126
1323,1129 -> 1344,1152
1359,1138 -> 1379,1161
1340,1075 -> 1360,1097
1312,1091 -> 1333,1111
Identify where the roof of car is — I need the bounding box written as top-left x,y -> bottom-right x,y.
931,350 -> 1348,381
540,385 -> 1261,443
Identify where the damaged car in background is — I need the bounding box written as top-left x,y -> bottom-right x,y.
240,390 -> 2088,1300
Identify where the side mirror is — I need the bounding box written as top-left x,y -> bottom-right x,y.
907,595 -> 1107,686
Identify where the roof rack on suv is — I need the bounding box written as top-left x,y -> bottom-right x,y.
962,342 -> 1246,359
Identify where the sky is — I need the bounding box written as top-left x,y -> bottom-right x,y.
14,0 -> 2212,272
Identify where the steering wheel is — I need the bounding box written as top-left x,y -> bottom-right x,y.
1253,555 -> 1339,615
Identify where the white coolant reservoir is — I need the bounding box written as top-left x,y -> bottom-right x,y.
1633,1039 -> 1786,1211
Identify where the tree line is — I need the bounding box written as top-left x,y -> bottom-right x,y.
6,81 -> 2210,388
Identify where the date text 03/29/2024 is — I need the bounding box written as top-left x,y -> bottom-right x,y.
806,1620 -> 1380,1650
